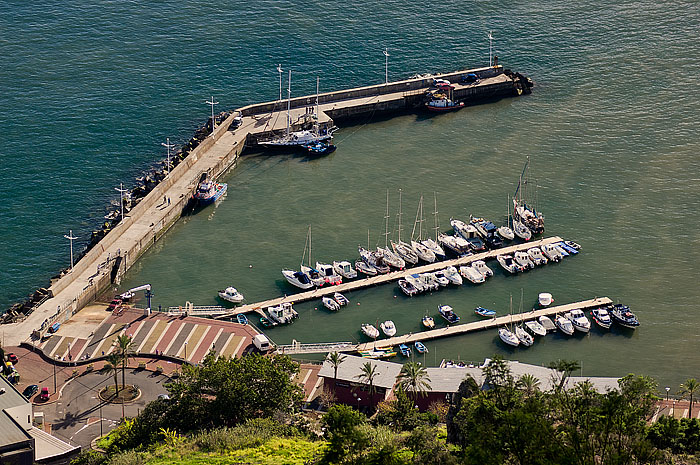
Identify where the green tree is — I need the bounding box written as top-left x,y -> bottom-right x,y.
445,375 -> 480,445
547,359 -> 580,391
397,362 -> 431,401
105,352 -> 122,396
679,378 -> 700,419
356,362 -> 379,406
328,352 -> 346,386
321,404 -> 368,464
516,373 -> 540,397
116,334 -> 133,390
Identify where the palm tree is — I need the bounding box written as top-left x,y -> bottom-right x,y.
397,361 -> 431,400
679,378 -> 700,418
517,373 -> 540,397
356,361 -> 379,403
116,334 -> 133,390
328,352 -> 346,387
105,352 -> 122,396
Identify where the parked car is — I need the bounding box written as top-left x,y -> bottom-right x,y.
7,353 -> 18,364
460,73 -> 479,83
107,298 -> 123,311
39,387 -> 50,401
22,384 -> 38,399
157,394 -> 170,400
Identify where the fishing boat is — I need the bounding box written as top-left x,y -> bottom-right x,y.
333,292 -> 349,306
527,247 -> 548,265
538,292 -> 554,307
218,286 -> 244,303
380,320 -> 397,337
451,218 -> 475,240
421,193 -> 447,259
475,306 -> 496,317
513,156 -> 545,234
303,141 -> 336,155
281,269 -> 314,290
591,307 -> 612,329
425,97 -> 465,112
438,304 -> 460,324
499,327 -> 520,347
459,265 -> 485,284
399,344 -> 411,357
333,260 -> 358,279
497,254 -> 523,274
236,314 -> 248,325
513,251 -> 535,270
540,244 -> 563,262
566,309 -> 591,332
422,315 -> 435,329
515,325 -> 534,346
355,259 -> 378,276
497,195 -> 515,241
432,270 -> 450,287
398,279 -> 419,296
410,196 -> 437,262
193,174 -> 227,204
414,341 -> 428,353
610,304 -> 640,328
315,262 -> 342,285
524,320 -> 547,337
322,296 -> 340,311
538,315 -> 556,332
555,315 -> 575,335
361,323 -> 380,339
268,303 -> 297,324
443,266 -> 463,285
472,260 -> 493,278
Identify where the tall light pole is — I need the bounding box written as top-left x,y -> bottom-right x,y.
184,342 -> 188,361
666,387 -> 670,401
63,230 -> 77,271
277,64 -> 283,101
383,48 -> 389,84
488,31 -> 493,67
115,183 -> 128,224
205,97 -> 219,134
161,138 -> 175,176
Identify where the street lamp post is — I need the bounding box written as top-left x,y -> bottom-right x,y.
63,230 -> 77,271
205,97 -> 219,134
53,356 -> 58,393
488,31 -> 493,67
161,138 -> 175,176
277,64 -> 283,101
115,183 -> 128,224
357,397 -> 361,410
666,387 -> 670,401
184,342 -> 188,361
383,48 -> 389,84
99,401 -> 103,436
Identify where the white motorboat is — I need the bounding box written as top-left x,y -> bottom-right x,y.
524,320 -> 547,337
281,269 -> 314,290
499,327 -> 520,347
497,254 -> 522,274
333,292 -> 349,306
538,315 -> 556,332
540,244 -> 563,262
566,309 -> 591,333
301,264 -> 326,287
538,292 -> 554,306
398,279 -> 419,296
459,265 -> 485,284
513,219 -> 532,241
472,260 -> 493,277
333,260 -> 358,279
218,286 -> 244,303
405,274 -> 426,292
268,302 -> 297,324
513,251 -> 535,270
527,247 -> 548,265
315,262 -> 342,285
515,325 -> 534,346
361,323 -> 380,339
418,273 -> 440,291
555,315 -> 575,335
322,296 -> 340,311
432,270 -> 450,287
451,218 -> 481,242
591,307 -> 612,329
380,320 -> 397,337
378,247 -> 406,269
438,232 -> 471,255
355,259 -> 378,276
443,266 -> 463,285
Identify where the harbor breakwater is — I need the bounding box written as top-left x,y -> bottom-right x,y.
1,64 -> 532,346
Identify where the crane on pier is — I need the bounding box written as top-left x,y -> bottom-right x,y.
120,284 -> 153,315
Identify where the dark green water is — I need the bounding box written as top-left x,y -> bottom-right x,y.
3,1 -> 700,388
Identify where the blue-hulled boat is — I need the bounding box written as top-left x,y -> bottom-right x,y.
303,141 -> 336,155
610,304 -> 640,328
414,341 -> 428,353
399,344 -> 411,357
475,306 -> 496,317
557,242 -> 579,254
237,314 -> 248,325
438,304 -> 460,324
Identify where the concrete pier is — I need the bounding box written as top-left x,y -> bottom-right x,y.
3,64 -> 531,346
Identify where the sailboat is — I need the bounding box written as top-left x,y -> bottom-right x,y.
281,226 -> 316,290
391,189 -> 419,264
259,71 -> 336,148
514,290 -> 534,346
410,195 -> 437,262
498,296 -> 520,347
497,195 -> 515,241
299,226 -> 326,287
513,156 -> 545,234
377,190 -> 406,269
421,192 -> 446,259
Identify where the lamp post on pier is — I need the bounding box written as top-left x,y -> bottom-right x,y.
115,183 -> 128,224
277,64 -> 283,101
63,230 -> 77,271
488,31 -> 493,67
666,386 -> 670,401
184,342 -> 188,361
161,138 -> 175,176
383,48 -> 389,84
205,97 -> 219,134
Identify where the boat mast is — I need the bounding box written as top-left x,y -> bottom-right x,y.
411,195 -> 421,241
397,188 -> 403,243
315,76 -> 320,135
308,224 -> 312,267
433,192 -> 440,240
384,190 -> 390,248
286,70 -> 292,138
301,225 -> 309,269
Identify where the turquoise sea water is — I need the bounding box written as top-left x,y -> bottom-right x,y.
3,1 -> 700,387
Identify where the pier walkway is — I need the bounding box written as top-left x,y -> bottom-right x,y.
213,236 -> 564,318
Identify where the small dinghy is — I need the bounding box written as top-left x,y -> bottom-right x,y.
557,242 -> 579,254
591,307 -> 612,329
499,327 -> 520,347
333,292 -> 349,306
398,279 -> 419,296
380,320 -> 397,337
443,266 -> 463,285
524,320 -> 547,337
555,315 -> 575,335
422,315 -> 435,329
361,323 -> 380,339
566,309 -> 591,332
236,314 -> 248,325
565,241 -> 581,251
414,341 -> 428,353
475,306 -> 496,317
218,286 -> 244,303
472,260 -> 493,278
260,316 -> 277,328
538,292 -> 554,307
515,325 -> 534,346
399,343 -> 411,357
323,296 -> 340,311
538,315 -> 556,332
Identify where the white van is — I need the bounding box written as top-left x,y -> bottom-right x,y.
252,334 -> 273,352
